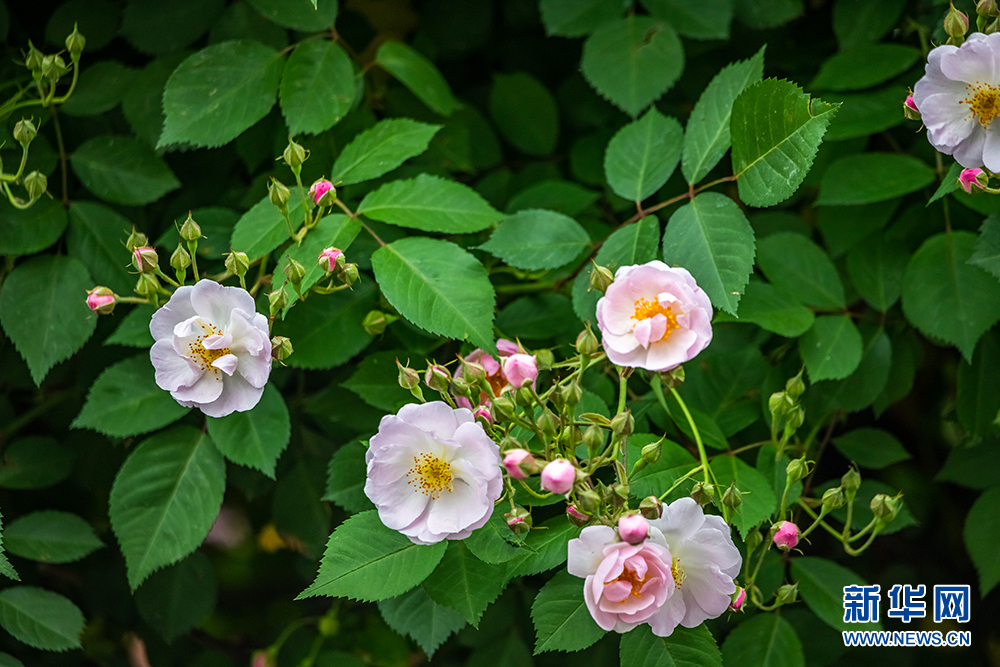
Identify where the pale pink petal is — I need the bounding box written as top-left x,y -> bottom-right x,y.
496,338 -> 519,356
951,122 -> 988,167
983,123 -> 1000,171
150,286 -> 196,340
151,339 -> 201,392
190,280 -> 256,329
212,354 -> 239,376
939,33 -> 1000,85
172,370 -> 224,404
568,525 -> 616,577
397,401 -> 467,440
196,372 -> 264,417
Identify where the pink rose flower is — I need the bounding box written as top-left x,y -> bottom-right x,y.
540,458 -> 575,494
503,448 -> 535,479
595,261 -> 712,372
455,338 -> 535,409
959,167 -> 985,193
618,514 -> 649,545
364,401 -> 502,545
773,521 -> 799,550
309,178 -> 335,205
149,280 -> 271,417
501,354 -> 538,388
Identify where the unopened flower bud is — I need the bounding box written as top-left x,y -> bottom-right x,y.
729,587 -> 746,612
787,406 -> 805,429
690,481 -> 714,506
775,582 -> 799,606
538,409 -> 560,438
582,424 -> 604,453
270,335 -> 293,361
639,496 -> 662,519
821,487 -> 845,512
134,273 -> 159,298
460,357 -> 487,383
534,348 -> 554,370
576,488 -> 602,515
225,250 -> 250,279
362,310 -> 389,336
132,246 -> 158,274
610,409 -> 634,437
841,467 -> 861,500
772,521 -> 799,550
425,364 -> 452,392
282,138 -> 308,169
505,507 -> 532,535
979,0 -> 1000,17
23,170 -> 47,200
659,365 -> 685,388
396,359 -> 420,390
870,493 -> 903,523
267,288 -> 287,317
318,247 -> 344,274
722,482 -> 743,509
575,327 -> 600,356
641,438 -> 662,466
566,504 -> 590,526
40,54 -> 55,78
126,228 -> 148,253
170,243 -> 191,273
450,376 -> 473,398
268,178 -> 290,209
785,370 -> 806,400
13,118 -> 36,145
283,257 -> 305,286
903,93 -> 921,121
86,287 -> 116,315
618,514 -> 648,544
945,3 -> 970,43
540,459 -> 575,494
179,212 -> 201,242
65,24 -> 86,58
589,263 -> 614,293
959,168 -> 988,194
560,381 -> 583,406
338,263 -> 359,287
309,178 -> 336,206
24,42 -> 43,72
251,650 -> 276,667
472,405 -> 492,425
492,395 -> 515,420
786,457 -> 810,485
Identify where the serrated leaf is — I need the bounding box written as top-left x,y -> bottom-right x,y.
134,551 -> 217,642
275,281 -> 376,370
0,255 -> 96,386
0,587 -> 84,651
332,119 -> 441,186
810,45 -> 919,92
422,541 -> 507,626
0,438 -> 73,491
539,0 -> 628,37
71,135 -> 180,206
274,215 -> 362,310
662,192 -> 755,315
506,180 -> 599,216
358,174 -> 501,233
372,237 -> 496,351
324,440 -> 374,513
969,212 -> 1000,280
66,201 -> 134,294
4,512 -> 102,564
206,384 -> 289,478
105,305 -> 156,348
823,85 -> 908,142
72,355 -> 189,438
965,486 -> 1000,596
531,570 -> 606,654
799,315 -> 863,382
902,231 -> 1000,362
619,624 -> 722,667
833,0 -> 905,50
0,195 -> 67,256
490,73 -> 559,156
110,426 -> 226,590
280,40 -> 355,136
480,209 -> 590,271
756,232 -> 845,309
731,79 -> 838,207
724,278 -> 814,338
0,651 -> 24,667
710,455 -> 776,538
605,108 -> 683,202
247,0 -> 337,31
682,48 -> 765,185
832,428 -> 910,469
496,293 -> 581,340
792,557 -> 882,632
378,587 -> 467,658
815,327 -> 892,414
341,350 -> 414,413
299,511 -> 447,601
581,16 -> 683,117
816,153 -> 934,206
721,613 -> 805,667
957,331 -> 1000,437
122,54 -> 188,147
158,40 -> 284,149
641,0 -> 734,40
376,41 -> 459,116
0,512 -> 18,582
230,190 -> 309,262
846,236 -> 908,312
121,0 -> 223,55
465,507 -> 530,565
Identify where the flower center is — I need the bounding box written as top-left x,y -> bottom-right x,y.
186,323 -> 232,371
671,556 -> 686,588
963,84 -> 1000,128
407,453 -> 453,498
632,297 -> 680,341
608,565 -> 648,601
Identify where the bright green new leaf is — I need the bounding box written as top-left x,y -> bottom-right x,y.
247,0 -> 337,31
619,624 -> 722,667
480,209 -> 590,271
581,16 -> 683,117
300,511 -> 447,601
422,541 -> 507,626
969,212 -> 1000,280
372,237 -> 496,351
71,135 -> 180,206
0,255 -> 96,386
902,232 -> 1000,362
846,236 -> 908,312
358,174 -> 501,233
641,0 -> 734,40
965,486 -> 1000,596
724,278 -> 814,338
731,79 -> 838,207
275,281 -> 376,370
531,570 -> 606,654
711,455 -> 777,538
799,315 -> 864,382
280,40 -> 355,136
604,108 -> 683,202
158,40 -> 284,149
539,0 -> 628,37
72,356 -> 190,438
490,73 -> 559,155
230,190 -> 309,262
0,197 -> 67,257
0,438 -> 73,490
4,511 -> 102,564
66,202 -> 137,295
376,41 -> 459,116
810,44 -> 920,92
792,557 -> 882,631
109,426 -> 226,590
756,232 -> 845,309
817,153 -> 934,206
324,440 -> 374,513
956,331 -> 1000,437
0,587 -> 84,651
378,587 -> 467,658
832,428 -> 910,469
721,613 -> 805,667
662,192 -> 755,315
134,551 -> 217,642
331,119 -> 441,186
682,47 -> 765,185
206,384 -> 290,478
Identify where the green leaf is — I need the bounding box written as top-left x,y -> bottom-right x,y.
342,350 -> 415,412
0,197 -> 67,257
378,587 -> 467,658
531,570 -> 606,654
0,587 -> 84,651
230,190 -> 308,262
965,486 -> 1000,596
823,85 -> 907,142
721,613 -> 804,667
273,458 -> 329,558
629,438 -> 698,500
792,557 -> 882,631
490,73 -> 559,155
0,255 -> 96,386
710,455 -> 777,538
105,305 -> 156,348
0,652 -> 23,667
957,331 -> 1000,437
376,41 -> 459,117
662,192 -> 755,315
72,355 -> 190,438
833,0 -> 905,50
135,551 -> 217,643
496,294 -> 581,340
0,512 -> 18,582
275,281 -> 376,370
937,442 -> 1000,490
817,153 -> 934,206
724,278 -> 814,337
505,516 -> 580,578
799,315 -> 864,382
66,202 -> 134,294
0,437 -> 73,490
109,426 -> 226,590
206,384 -> 289,478
731,79 -> 838,207
60,61 -> 138,117
158,40 -> 284,149
4,512 -> 102,564
810,45 -> 919,92
481,209 -> 590,271
299,511 -> 447,601
814,328 -> 892,414
832,428 -> 910,469
619,624 -> 722,667
969,212 -> 1000,280
604,108 -> 682,202
71,135 -> 180,206
372,237 -> 496,351
756,232 -> 844,309
280,40 -> 355,136
246,0 -> 337,31
581,16 -> 683,117
506,180 -> 600,216
45,0 -> 119,51
324,440 -> 374,513
539,0 -> 628,37
358,174 -> 501,233
332,119 -> 441,186
846,235 -> 908,312
902,231 -> 1000,362
734,0 -> 802,28
122,54 -> 188,148
641,0 -> 734,40
682,48 -> 765,185
816,199 -> 898,259
422,541 -> 507,626
465,507 -> 530,565
120,0 -> 223,55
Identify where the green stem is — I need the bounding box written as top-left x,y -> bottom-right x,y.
668,385 -> 711,486
516,477 -> 552,500
657,464 -> 704,501
188,241 -> 200,282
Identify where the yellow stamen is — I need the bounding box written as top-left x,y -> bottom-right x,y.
631,296 -> 680,341
407,453 -> 453,498
606,566 -> 648,602
186,323 -> 232,371
671,556 -> 686,588
961,83 -> 1000,128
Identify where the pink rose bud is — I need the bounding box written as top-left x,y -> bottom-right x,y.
540,458 -> 575,494
502,354 -> 538,389
959,168 -> 986,194
729,586 -> 746,612
309,178 -> 336,205
251,650 -> 276,667
503,448 -> 535,479
86,287 -> 116,315
903,93 -> 921,121
566,503 -> 589,526
318,247 -> 344,273
773,521 -> 799,550
473,405 -> 492,425
618,513 -> 649,544
132,246 -> 158,274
